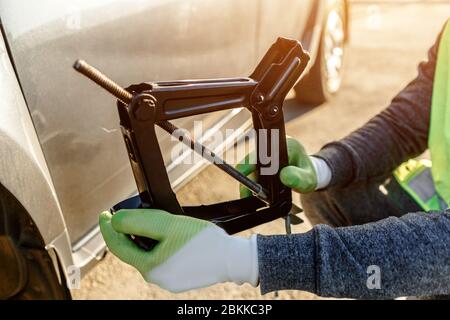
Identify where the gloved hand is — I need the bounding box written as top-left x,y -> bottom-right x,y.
99,209 -> 259,293
236,137 -> 331,197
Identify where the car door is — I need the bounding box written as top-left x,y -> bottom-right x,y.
256,0 -> 315,58
0,0 -> 258,244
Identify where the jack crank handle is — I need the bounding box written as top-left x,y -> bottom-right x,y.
158,121 -> 269,202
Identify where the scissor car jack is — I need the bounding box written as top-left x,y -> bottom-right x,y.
74,38 -> 310,250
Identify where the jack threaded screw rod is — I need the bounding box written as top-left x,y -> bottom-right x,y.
73,60 -> 134,104
73,60 -> 269,202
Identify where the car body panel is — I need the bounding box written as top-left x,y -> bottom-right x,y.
257,0 -> 314,56
0,0 -> 327,256
0,30 -> 68,246
0,28 -> 78,284
0,0 -> 262,244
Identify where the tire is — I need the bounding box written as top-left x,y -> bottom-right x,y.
295,0 -> 347,105
0,184 -> 71,300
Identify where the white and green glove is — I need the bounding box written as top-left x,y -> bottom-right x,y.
99,209 -> 259,293
237,137 -> 332,196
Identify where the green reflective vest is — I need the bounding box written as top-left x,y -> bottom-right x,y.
394,21 -> 450,211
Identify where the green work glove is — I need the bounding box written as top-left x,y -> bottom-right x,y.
237,137 -> 330,196
99,209 -> 258,293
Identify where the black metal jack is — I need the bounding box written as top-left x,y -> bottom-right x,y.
74,37 -> 310,250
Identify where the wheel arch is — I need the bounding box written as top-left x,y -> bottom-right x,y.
0,30 -> 74,280
301,0 -> 349,68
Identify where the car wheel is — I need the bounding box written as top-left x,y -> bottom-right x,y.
0,185 -> 71,300
295,0 -> 347,105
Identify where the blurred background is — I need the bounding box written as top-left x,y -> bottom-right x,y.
72,0 -> 450,299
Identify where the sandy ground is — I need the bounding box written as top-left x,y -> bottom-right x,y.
73,1 -> 450,300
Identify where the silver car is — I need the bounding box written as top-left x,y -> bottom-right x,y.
0,0 -> 348,299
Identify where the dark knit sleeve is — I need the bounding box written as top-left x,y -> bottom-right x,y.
257,211 -> 450,299
315,26 -> 443,187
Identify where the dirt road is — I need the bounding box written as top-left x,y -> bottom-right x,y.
73,1 -> 450,300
